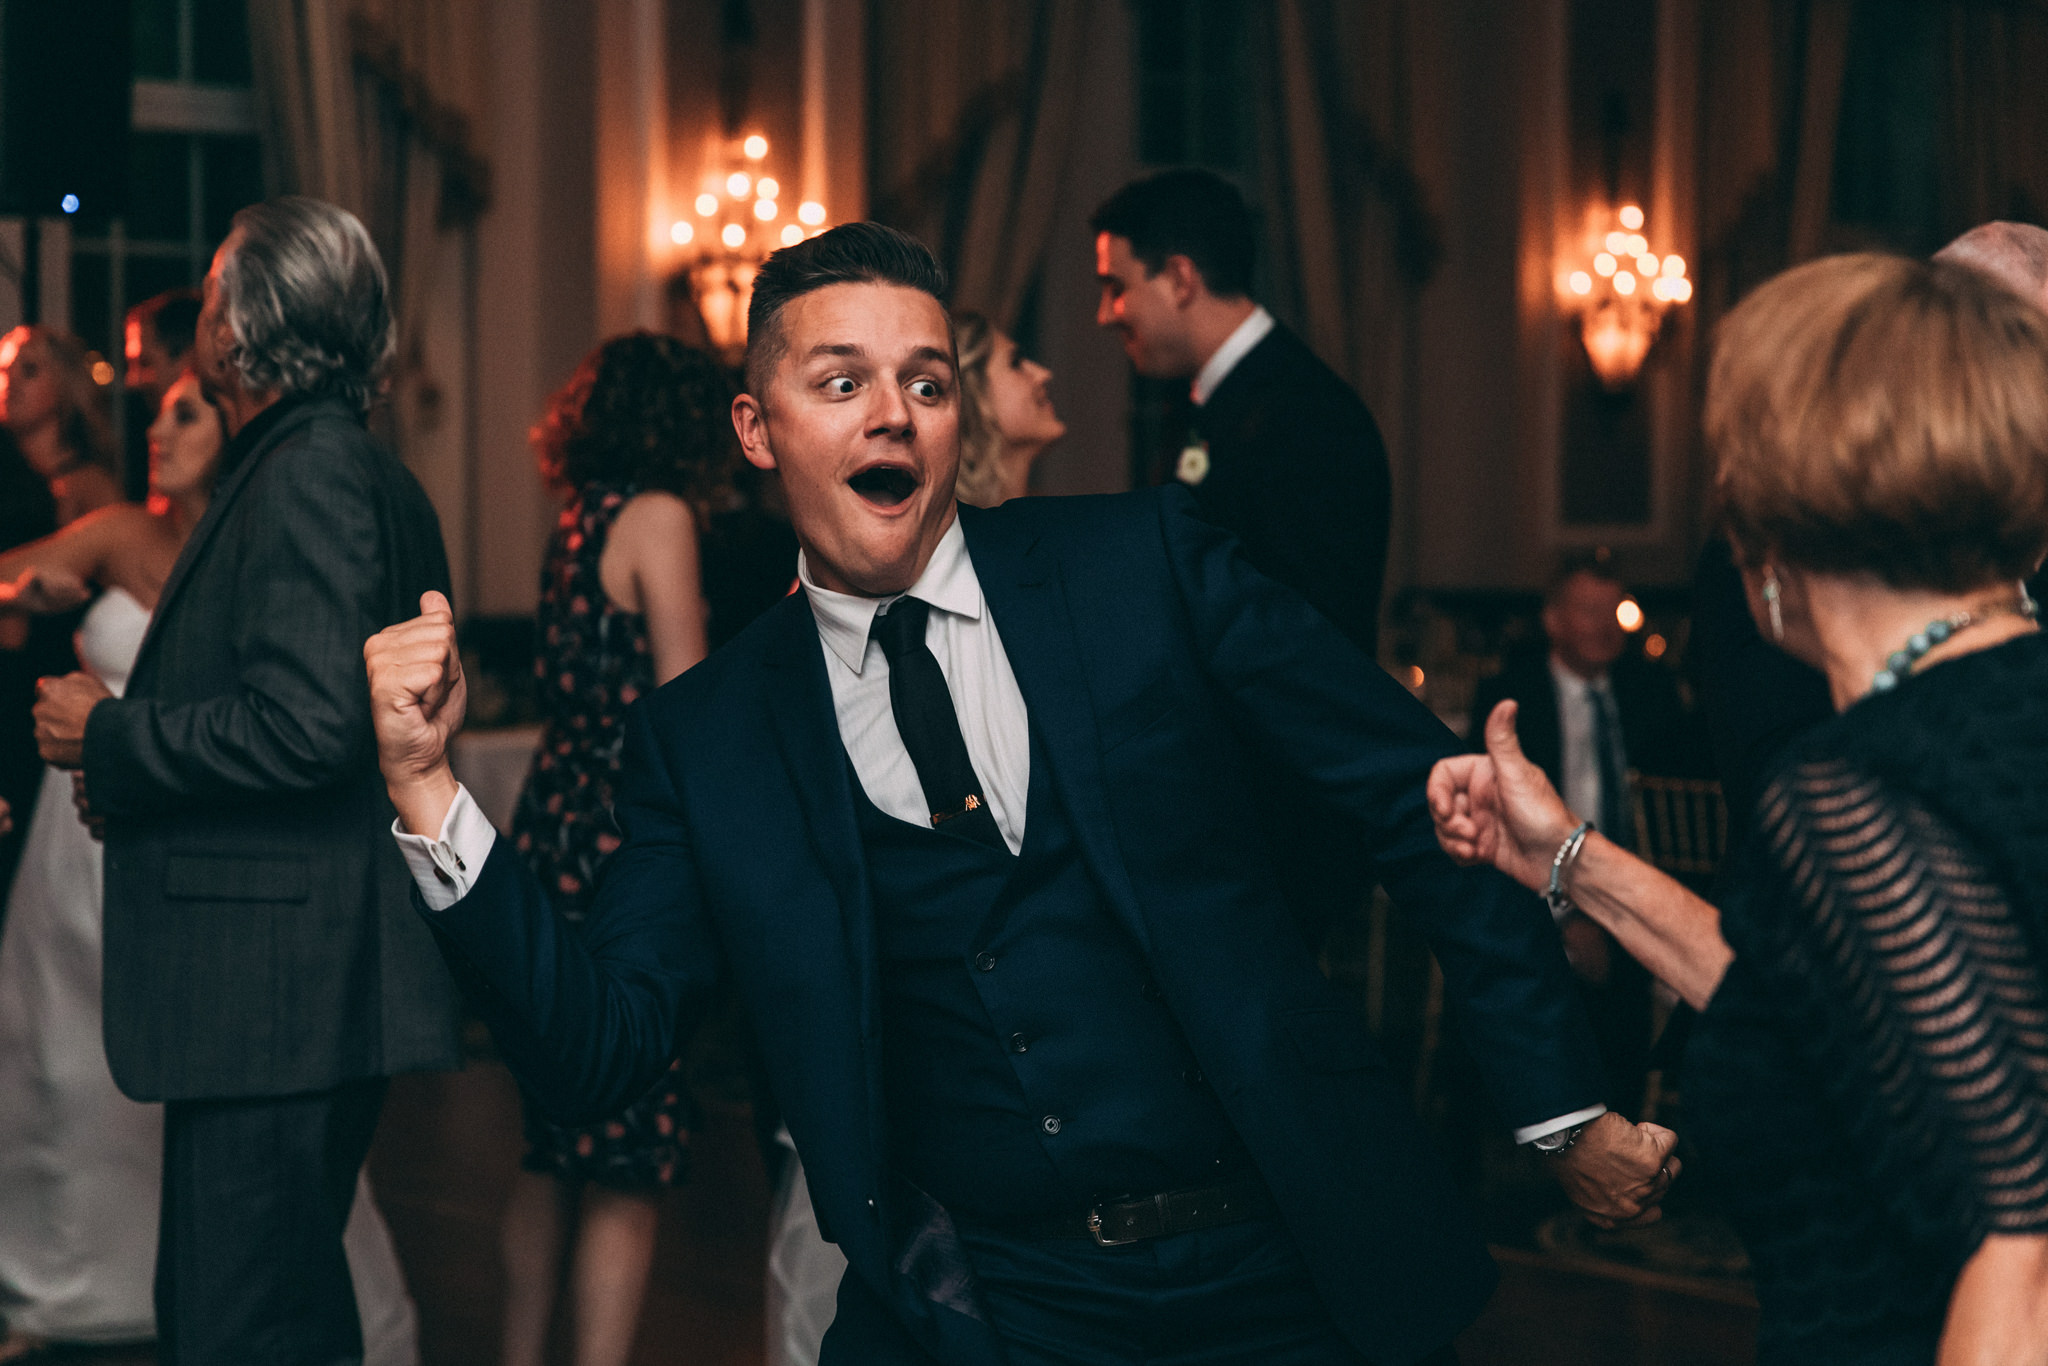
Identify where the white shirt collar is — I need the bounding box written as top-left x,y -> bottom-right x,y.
1548,651 -> 1610,696
797,511 -> 983,676
1191,305 -> 1275,407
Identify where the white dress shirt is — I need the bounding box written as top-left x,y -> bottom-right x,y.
1190,305 -> 1274,407
794,515 -> 1030,854
394,511 -> 1593,1142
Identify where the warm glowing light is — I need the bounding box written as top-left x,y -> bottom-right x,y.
695,193 -> 718,217
1569,271 -> 1592,295
721,222 -> 747,249
756,177 -> 779,200
1644,633 -> 1668,659
753,198 -> 778,221
1616,599 -> 1644,632
1594,253 -> 1617,277
1406,665 -> 1426,691
1605,231 -> 1628,255
90,360 -> 114,386
1613,271 -> 1637,296
726,172 -> 752,198
1670,277 -> 1692,303
1651,278 -> 1672,301
1619,204 -> 1644,230
780,223 -> 804,246
1661,254 -> 1686,278
670,220 -> 694,246
1626,234 -> 1648,256
124,317 -> 143,362
1636,254 -> 1658,276
743,134 -> 769,160
798,200 -> 826,226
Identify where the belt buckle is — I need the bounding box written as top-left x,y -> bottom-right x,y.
1086,1206 -> 1140,1247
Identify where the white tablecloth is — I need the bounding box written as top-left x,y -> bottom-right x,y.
450,725 -> 542,833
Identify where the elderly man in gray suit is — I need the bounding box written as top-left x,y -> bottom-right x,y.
32,198 -> 460,1366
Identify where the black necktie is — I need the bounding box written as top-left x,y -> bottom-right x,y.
871,597 -> 1007,850
1590,682 -> 1633,851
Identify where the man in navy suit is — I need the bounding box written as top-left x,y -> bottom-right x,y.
366,224 -> 1675,1365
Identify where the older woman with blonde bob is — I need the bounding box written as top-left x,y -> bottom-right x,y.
1431,253 -> 2048,1366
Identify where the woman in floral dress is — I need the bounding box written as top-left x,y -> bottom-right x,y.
501,333 -> 736,1366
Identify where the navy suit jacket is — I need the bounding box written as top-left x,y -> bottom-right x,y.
427,488 -> 1603,1365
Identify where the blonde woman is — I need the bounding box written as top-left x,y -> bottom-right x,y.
1432,254 -> 2048,1365
950,312 -> 1065,508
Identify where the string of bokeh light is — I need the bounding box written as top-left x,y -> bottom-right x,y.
1560,204 -> 1692,389
670,133 -> 829,361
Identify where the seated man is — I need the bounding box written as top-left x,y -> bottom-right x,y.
1470,558 -> 1695,1105
367,223 -> 1675,1366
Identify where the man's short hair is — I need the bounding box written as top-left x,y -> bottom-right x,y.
745,222 -> 950,397
1545,554 -> 1623,608
1090,169 -> 1256,298
131,287 -> 201,359
1933,221 -> 2048,309
216,197 -> 395,414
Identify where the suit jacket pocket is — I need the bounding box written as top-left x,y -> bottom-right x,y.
1284,1007 -> 1383,1074
164,853 -> 311,902
1098,677 -> 1178,752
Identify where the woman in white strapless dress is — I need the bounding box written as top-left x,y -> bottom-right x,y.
0,374 -> 420,1362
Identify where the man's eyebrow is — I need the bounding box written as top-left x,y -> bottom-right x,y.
803,342 -> 866,360
906,344 -> 955,369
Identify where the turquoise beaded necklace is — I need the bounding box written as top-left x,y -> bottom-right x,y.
1870,588 -> 2039,694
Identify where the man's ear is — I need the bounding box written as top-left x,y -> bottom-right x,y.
1163,254 -> 1207,308
732,393 -> 777,472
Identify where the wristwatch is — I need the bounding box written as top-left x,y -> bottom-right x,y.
1531,1122 -> 1588,1156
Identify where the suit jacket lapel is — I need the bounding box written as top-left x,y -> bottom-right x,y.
132,400 -> 327,677
757,595 -> 885,1130
964,510 -> 1151,951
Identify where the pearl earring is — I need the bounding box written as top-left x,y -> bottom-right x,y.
1762,570 -> 1784,643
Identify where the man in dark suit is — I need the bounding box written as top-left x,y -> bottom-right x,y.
1469,560 -> 1694,1105
368,224 -> 1674,1366
1091,169 -> 1389,655
1093,171 -> 1396,952
33,198 -> 461,1365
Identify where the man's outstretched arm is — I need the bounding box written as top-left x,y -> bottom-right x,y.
366,592 -> 716,1121
1154,490 -> 1676,1228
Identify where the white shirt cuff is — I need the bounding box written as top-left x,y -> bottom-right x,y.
1513,1103 -> 1609,1146
391,783 -> 497,911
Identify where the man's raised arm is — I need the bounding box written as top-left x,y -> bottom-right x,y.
365,593 -> 716,1121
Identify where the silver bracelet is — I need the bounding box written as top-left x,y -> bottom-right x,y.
1545,820 -> 1594,918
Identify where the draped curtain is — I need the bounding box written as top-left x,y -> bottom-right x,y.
242,0 -> 493,603
1247,0 -> 1441,479
1942,1 -> 2048,230
868,0 -> 1098,331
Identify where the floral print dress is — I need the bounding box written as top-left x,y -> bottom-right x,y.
511,481 -> 691,1188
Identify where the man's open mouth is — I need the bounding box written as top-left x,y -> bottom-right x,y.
848,464 -> 920,508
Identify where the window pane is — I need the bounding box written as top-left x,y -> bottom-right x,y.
127,132 -> 192,241
192,0 -> 253,84
132,0 -> 179,80
70,251 -> 115,363
126,253 -> 199,314
202,136 -> 264,246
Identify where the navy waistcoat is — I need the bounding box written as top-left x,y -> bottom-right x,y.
851,725 -> 1244,1221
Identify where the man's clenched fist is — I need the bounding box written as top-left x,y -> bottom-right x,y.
364,590 -> 467,836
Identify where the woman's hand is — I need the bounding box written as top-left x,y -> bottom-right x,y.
1427,699 -> 1584,894
1940,1233 -> 2048,1365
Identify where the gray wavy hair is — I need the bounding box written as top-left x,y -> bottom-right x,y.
215,197 -> 395,414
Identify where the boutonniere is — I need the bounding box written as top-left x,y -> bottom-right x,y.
1176,438 -> 1211,486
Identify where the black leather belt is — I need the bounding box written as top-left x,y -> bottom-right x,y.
1025,1178 -> 1276,1246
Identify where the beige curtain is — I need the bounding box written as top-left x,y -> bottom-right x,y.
868,0 -> 1098,331
244,0 -> 492,605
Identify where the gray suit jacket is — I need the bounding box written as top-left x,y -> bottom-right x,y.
85,395 -> 462,1102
